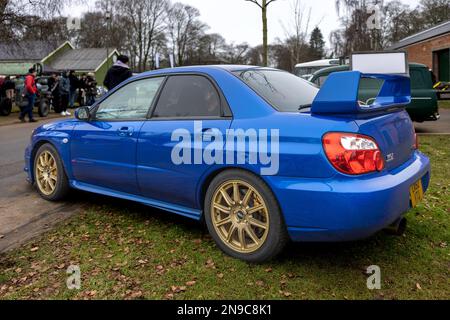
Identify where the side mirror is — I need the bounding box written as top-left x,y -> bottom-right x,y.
75,106 -> 90,121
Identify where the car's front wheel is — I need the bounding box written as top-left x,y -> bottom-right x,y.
205,170 -> 288,262
34,144 -> 70,201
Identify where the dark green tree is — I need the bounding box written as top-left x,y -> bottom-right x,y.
309,27 -> 325,60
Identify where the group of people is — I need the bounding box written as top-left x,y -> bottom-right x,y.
0,53 -> 132,123
47,71 -> 98,117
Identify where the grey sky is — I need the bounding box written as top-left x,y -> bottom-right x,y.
66,0 -> 421,47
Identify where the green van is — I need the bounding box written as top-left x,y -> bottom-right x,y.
308,63 -> 440,122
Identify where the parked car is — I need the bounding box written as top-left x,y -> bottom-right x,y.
13,76 -> 51,117
25,65 -> 430,262
293,59 -> 340,80
309,63 -> 440,122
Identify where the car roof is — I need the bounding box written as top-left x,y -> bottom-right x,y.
136,65 -> 277,78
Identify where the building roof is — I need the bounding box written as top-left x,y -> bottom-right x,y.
0,41 -> 67,61
49,48 -> 118,71
389,20 -> 450,50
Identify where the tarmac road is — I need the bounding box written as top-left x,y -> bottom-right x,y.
0,109 -> 449,253
0,118 -> 83,253
415,108 -> 450,134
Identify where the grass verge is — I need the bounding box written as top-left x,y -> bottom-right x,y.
0,136 -> 448,300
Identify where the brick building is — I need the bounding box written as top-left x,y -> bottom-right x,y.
390,20 -> 450,82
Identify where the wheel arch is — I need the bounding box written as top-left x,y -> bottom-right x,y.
197,166 -> 282,221
30,139 -> 69,184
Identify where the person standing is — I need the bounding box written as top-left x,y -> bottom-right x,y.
104,55 -> 132,91
19,68 -> 38,123
78,73 -> 87,106
85,73 -> 97,106
68,70 -> 78,109
49,73 -> 60,113
59,71 -> 70,116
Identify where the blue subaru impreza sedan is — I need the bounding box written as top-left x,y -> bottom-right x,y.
25,65 -> 430,262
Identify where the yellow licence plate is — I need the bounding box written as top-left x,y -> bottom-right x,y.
410,179 -> 424,208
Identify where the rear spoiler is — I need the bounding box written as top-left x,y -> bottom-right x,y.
311,71 -> 411,115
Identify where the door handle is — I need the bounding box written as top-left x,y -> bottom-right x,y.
117,127 -> 134,137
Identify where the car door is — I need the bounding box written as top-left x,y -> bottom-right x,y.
137,74 -> 233,210
70,77 -> 165,195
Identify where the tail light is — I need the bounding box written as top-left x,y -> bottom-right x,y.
323,132 -> 385,175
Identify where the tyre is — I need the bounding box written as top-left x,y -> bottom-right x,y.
0,98 -> 12,116
33,144 -> 70,201
204,169 -> 289,262
38,98 -> 49,117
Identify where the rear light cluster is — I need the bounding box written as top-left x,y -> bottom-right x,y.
323,132 -> 385,175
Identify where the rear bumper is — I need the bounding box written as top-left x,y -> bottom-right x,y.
265,151 -> 430,242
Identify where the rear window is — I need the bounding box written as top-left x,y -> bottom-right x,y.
233,69 -> 319,112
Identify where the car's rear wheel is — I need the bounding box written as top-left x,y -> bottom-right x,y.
204,170 -> 288,262
34,144 -> 70,201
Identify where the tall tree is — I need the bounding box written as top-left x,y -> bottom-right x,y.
309,27 -> 325,60
0,0 -> 73,41
115,0 -> 168,72
167,3 -> 206,66
419,0 -> 450,27
245,0 -> 277,67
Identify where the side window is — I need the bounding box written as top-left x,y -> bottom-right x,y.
96,77 -> 164,120
153,75 -> 221,118
318,75 -> 329,87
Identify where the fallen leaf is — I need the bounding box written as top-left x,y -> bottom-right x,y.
186,281 -> 196,286
165,293 -> 174,300
170,286 -> 186,293
279,290 -> 291,297
217,273 -> 224,279
265,268 -> 273,273
130,291 -> 143,298
205,259 -> 215,269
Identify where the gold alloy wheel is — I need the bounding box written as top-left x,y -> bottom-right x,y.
211,180 -> 270,253
35,151 -> 58,196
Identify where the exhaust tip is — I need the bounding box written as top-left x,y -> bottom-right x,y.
384,218 -> 407,236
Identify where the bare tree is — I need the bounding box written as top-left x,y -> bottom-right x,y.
115,0 -> 168,72
245,0 -> 277,67
0,0 -> 75,41
167,3 -> 206,66
280,0 -> 313,68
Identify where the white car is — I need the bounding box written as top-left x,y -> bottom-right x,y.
293,59 -> 340,80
